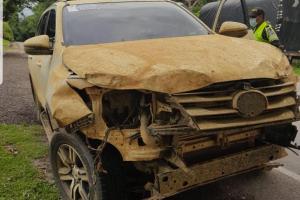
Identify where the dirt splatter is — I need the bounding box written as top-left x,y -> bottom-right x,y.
33,156 -> 54,184
4,144 -> 18,155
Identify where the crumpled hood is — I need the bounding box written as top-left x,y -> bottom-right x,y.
63,34 -> 293,94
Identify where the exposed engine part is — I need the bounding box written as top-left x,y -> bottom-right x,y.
140,111 -> 159,147
154,109 -> 182,126
102,90 -> 141,128
164,151 -> 192,175
128,132 -> 142,145
156,101 -> 173,114
133,161 -> 162,175
86,87 -> 108,132
152,93 -> 186,126
94,127 -> 112,173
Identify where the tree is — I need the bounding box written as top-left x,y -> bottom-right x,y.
175,0 -> 215,16
3,22 -> 14,41
8,0 -> 56,41
4,0 -> 30,20
3,0 -> 51,20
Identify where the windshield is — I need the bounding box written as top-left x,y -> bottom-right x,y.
63,2 -> 209,45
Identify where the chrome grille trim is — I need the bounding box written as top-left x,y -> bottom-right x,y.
172,80 -> 297,131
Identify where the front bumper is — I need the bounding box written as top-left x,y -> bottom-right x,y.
147,144 -> 287,200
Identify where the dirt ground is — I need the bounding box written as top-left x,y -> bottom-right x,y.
0,52 -> 37,124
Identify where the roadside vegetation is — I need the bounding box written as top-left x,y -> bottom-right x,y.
3,22 -> 14,50
2,39 -> 10,51
0,124 -> 58,199
4,0 -> 56,41
293,61 -> 300,76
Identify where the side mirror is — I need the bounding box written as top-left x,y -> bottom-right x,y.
24,35 -> 52,55
219,21 -> 248,38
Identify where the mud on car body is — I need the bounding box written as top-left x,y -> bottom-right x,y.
24,0 -> 300,199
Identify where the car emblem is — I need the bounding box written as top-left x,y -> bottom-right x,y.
232,90 -> 268,118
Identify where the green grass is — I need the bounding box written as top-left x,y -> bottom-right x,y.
2,39 -> 10,51
293,62 -> 300,76
0,124 -> 58,200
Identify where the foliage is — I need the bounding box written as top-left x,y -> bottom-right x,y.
9,13 -> 36,41
293,62 -> 300,76
0,124 -> 58,199
4,0 -> 32,21
3,22 -> 14,41
192,3 -> 202,17
3,0 -> 50,20
3,39 -> 11,51
175,0 -> 216,16
8,0 -> 55,41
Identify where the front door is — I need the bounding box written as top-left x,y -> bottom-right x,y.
28,9 -> 56,107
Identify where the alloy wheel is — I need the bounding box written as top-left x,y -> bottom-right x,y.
56,144 -> 90,200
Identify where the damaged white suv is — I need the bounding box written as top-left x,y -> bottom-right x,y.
24,0 -> 299,199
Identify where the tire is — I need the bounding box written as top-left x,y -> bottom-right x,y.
50,132 -> 127,200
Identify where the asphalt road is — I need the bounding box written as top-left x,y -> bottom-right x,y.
1,51 -> 300,200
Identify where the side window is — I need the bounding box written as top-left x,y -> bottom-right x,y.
37,12 -> 50,35
46,10 -> 56,39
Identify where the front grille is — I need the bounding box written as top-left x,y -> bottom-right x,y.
172,79 -> 297,131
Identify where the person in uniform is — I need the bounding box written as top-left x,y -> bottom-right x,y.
249,8 -> 280,47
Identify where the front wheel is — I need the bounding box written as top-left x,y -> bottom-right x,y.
50,132 -> 128,200
50,133 -> 103,200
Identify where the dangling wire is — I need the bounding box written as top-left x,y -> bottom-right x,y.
94,127 -> 112,172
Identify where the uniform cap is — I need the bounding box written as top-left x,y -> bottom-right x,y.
249,8 -> 265,18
